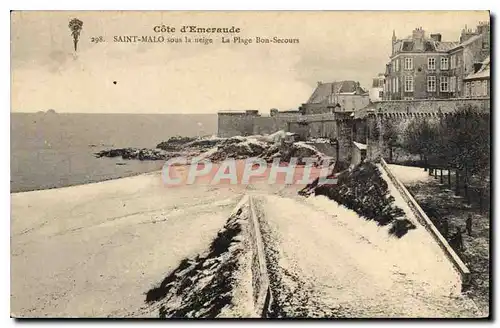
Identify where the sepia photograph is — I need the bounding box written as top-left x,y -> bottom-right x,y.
10,10 -> 491,319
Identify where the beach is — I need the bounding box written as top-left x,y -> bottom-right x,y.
11,171 -> 246,317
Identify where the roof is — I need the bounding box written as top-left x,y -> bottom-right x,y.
448,34 -> 482,52
434,41 -> 460,51
307,81 -> 367,104
464,55 -> 490,80
394,38 -> 459,54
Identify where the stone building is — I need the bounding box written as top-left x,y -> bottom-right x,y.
464,55 -> 490,98
384,21 -> 490,100
299,81 -> 370,115
448,22 -> 490,97
385,28 -> 459,100
217,110 -> 260,137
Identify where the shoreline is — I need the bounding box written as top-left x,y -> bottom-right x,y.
10,166 -> 165,195
11,170 -> 245,317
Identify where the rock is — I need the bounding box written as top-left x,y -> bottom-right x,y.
156,136 -> 198,151
208,138 -> 270,161
94,148 -> 167,161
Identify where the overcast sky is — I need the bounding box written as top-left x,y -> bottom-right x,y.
11,11 -> 489,113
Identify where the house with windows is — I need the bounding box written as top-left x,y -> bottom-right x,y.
384,22 -> 490,100
448,22 -> 490,97
299,81 -> 370,114
464,55 -> 490,98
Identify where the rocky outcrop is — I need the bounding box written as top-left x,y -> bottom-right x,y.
156,136 -> 198,151
97,132 -> 331,165
94,148 -> 168,161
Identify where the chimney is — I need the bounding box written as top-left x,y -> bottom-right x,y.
412,27 -> 425,50
412,27 -> 425,40
430,33 -> 442,42
476,21 -> 490,35
460,24 -> 478,43
317,81 -> 322,86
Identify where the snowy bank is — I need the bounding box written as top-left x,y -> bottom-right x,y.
308,162 -> 416,238
143,195 -> 271,318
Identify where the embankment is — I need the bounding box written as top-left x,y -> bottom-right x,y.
308,161 -> 416,238
144,195 -> 270,318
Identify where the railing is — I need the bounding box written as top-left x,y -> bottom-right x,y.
247,196 -> 273,317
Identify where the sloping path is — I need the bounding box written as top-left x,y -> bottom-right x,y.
249,183 -> 479,318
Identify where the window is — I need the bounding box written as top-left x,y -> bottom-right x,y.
395,77 -> 399,92
450,76 -> 457,92
427,76 -> 436,92
404,97 -> 414,100
404,76 -> 414,92
465,82 -> 471,97
440,76 -> 449,92
395,59 -> 399,72
450,55 -> 456,69
441,57 -> 449,70
379,91 -> 384,98
428,57 -> 436,70
404,57 -> 413,70
482,80 -> 488,96
458,77 -> 462,92
471,82 -> 476,96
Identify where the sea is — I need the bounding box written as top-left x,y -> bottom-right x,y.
11,112 -> 218,193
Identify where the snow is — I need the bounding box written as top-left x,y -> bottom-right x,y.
145,199 -> 257,318
387,164 -> 432,185
308,138 -> 331,144
294,141 -> 318,152
11,172 -> 247,317
255,190 -> 478,317
11,163 -> 479,318
239,138 -> 269,150
353,141 -> 367,150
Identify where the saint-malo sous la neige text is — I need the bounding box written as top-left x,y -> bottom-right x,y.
113,25 -> 299,44
113,25 -> 242,43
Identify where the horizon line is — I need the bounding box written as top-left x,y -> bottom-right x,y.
11,111 -> 223,115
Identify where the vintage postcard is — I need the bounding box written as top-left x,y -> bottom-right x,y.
10,11 -> 490,318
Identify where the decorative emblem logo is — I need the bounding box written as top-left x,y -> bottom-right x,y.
68,18 -> 83,52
